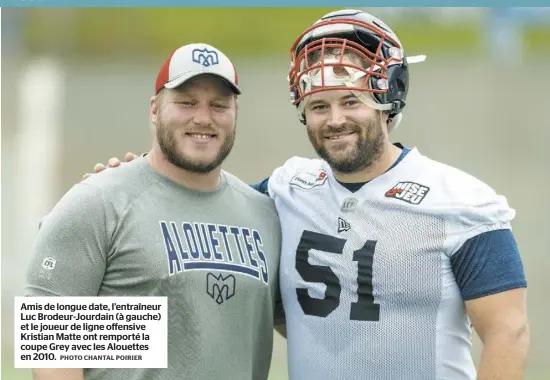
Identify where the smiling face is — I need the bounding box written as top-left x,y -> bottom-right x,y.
303,88 -> 386,174
299,48 -> 389,173
151,74 -> 237,173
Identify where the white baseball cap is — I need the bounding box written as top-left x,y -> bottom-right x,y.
155,43 -> 241,95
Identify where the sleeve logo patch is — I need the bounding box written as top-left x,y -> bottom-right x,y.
41,257 -> 56,270
385,182 -> 430,205
290,170 -> 328,190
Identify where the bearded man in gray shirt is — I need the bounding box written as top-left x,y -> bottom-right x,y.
24,43 -> 283,380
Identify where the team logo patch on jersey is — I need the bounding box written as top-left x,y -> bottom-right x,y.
206,273 -> 236,305
385,182 -> 430,204
337,217 -> 351,233
341,197 -> 358,213
289,169 -> 328,190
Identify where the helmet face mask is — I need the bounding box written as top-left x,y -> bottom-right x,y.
289,10 -> 416,127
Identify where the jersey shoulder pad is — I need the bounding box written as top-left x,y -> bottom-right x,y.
427,159 -> 515,255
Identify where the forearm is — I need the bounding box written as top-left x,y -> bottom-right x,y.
32,368 -> 84,380
476,325 -> 530,380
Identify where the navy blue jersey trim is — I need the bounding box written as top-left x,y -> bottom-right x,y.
250,177 -> 270,195
451,229 -> 527,301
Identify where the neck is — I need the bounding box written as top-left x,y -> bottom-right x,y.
147,146 -> 222,191
333,142 -> 402,183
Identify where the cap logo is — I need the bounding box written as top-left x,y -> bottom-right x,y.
192,47 -> 220,67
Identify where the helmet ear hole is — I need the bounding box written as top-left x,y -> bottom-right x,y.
396,77 -> 406,93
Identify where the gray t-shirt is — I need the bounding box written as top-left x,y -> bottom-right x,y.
24,157 -> 282,380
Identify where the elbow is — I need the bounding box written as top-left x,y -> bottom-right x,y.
515,321 -> 530,350
484,319 -> 530,351
506,319 -> 530,347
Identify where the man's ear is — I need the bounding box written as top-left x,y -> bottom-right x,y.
150,94 -> 160,124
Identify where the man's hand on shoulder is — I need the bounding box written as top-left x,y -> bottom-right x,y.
82,152 -> 140,180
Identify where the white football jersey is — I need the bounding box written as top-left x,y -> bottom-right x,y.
267,148 -> 515,380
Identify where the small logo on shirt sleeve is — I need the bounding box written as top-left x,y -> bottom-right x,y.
290,170 -> 328,190
385,182 -> 430,205
41,257 -> 56,270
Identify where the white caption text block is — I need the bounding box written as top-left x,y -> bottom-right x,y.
14,296 -> 167,368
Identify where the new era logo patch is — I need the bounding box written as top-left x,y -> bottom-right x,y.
385,182 -> 430,205
338,217 -> 351,233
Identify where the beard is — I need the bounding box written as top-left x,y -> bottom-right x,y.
156,114 -> 235,174
307,112 -> 385,173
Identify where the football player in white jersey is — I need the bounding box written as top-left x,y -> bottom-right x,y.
259,9 -> 528,380
87,9 -> 529,380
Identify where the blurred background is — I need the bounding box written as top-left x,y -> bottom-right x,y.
2,7 -> 549,379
